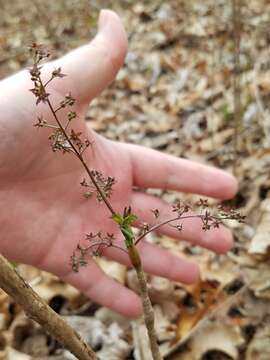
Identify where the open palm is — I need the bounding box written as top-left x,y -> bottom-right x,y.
0,10 -> 238,317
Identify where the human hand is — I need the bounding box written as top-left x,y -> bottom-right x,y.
0,10 -> 238,317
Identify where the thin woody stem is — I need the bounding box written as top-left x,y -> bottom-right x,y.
41,83 -> 116,216
128,245 -> 162,360
135,215 -> 180,245
29,49 -> 244,360
37,59 -> 242,360
43,75 -> 54,88
81,241 -> 128,255
135,214 -> 204,245
40,76 -> 162,358
135,213 -> 235,245
0,254 -> 97,360
136,265 -> 162,360
45,91 -> 162,357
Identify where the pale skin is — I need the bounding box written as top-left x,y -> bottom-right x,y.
0,10 -> 238,317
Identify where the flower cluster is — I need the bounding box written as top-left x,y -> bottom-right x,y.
70,232 -> 116,272
80,171 -> 116,201
29,43 -> 93,156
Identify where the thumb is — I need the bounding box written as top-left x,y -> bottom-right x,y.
48,9 -> 128,104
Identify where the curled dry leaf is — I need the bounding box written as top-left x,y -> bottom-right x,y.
176,279 -> 224,340
153,305 -> 177,343
5,347 -> 32,360
0,289 -> 11,331
171,321 -> 244,360
244,263 -> 270,300
9,313 -> 49,357
122,74 -> 148,92
64,316 -> 131,360
249,198 -> 270,259
17,265 -> 80,304
19,333 -> 48,357
95,307 -> 131,331
94,323 -> 131,360
246,322 -> 270,360
159,300 -> 180,323
0,332 -> 7,360
199,128 -> 234,153
147,276 -> 175,303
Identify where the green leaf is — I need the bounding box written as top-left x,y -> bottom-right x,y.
121,225 -> 134,247
122,213 -> 138,226
121,226 -> 133,239
112,213 -> 124,225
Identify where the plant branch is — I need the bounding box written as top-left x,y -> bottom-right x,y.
43,93 -> 116,216
33,60 -> 162,359
128,245 -> 162,360
135,213 -> 235,245
80,241 -> 129,255
0,254 -> 97,360
135,215 -> 180,245
30,51 -> 243,360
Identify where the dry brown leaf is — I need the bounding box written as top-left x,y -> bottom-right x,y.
122,75 -> 148,92
154,305 -> 177,342
176,279 -> 224,340
249,198 -> 270,258
246,322 -> 270,360
0,289 -> 11,331
17,265 -> 80,304
32,275 -> 79,304
64,315 -> 131,360
5,347 -> 33,360
172,321 -> 243,360
199,128 -> 234,152
245,263 -> 270,300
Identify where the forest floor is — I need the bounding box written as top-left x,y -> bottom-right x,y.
0,0 -> 270,359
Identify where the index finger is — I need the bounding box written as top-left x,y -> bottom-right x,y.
123,143 -> 238,199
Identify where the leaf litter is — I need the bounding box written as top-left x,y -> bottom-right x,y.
1,0 -> 270,358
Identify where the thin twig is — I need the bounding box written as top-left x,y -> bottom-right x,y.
128,245 -> 162,360
136,215 -> 187,245
0,254 -> 97,360
135,213 -> 235,245
45,94 -> 116,216
33,57 -> 162,359
164,282 -> 248,358
81,241 -> 129,255
31,51 -> 244,360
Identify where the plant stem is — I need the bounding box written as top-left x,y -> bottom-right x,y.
45,96 -> 116,216
0,254 -> 96,360
135,215 -> 180,245
128,245 -> 162,360
135,212 -> 240,246
37,70 -> 164,359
